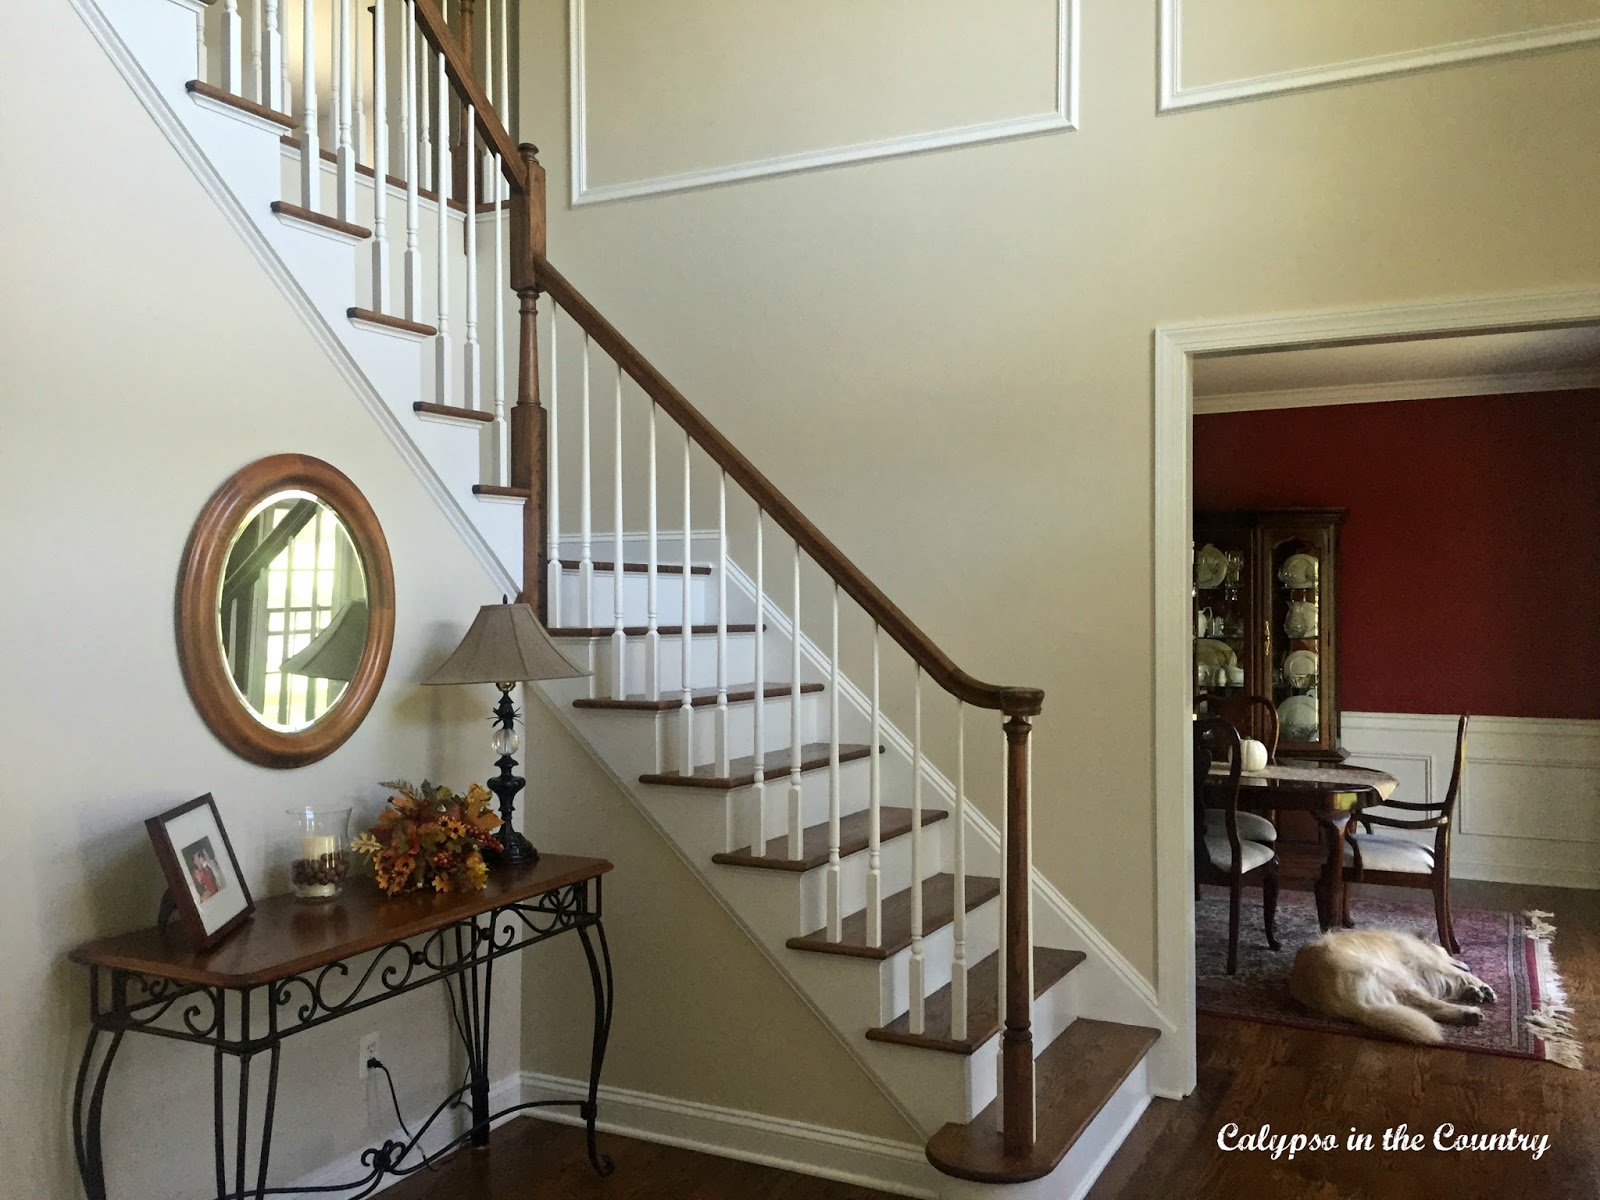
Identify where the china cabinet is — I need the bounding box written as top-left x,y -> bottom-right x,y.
1193,508 -> 1346,762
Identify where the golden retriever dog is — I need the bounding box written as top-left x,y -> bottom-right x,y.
1288,930 -> 1496,1044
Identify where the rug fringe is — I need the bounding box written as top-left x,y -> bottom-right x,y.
1522,909 -> 1584,1070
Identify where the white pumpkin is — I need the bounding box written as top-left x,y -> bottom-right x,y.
1239,738 -> 1269,773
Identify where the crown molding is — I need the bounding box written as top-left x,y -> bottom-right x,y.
1159,0 -> 1600,113
1194,367 -> 1600,415
569,0 -> 1079,206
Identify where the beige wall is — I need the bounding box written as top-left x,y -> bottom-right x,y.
517,0 -> 1600,992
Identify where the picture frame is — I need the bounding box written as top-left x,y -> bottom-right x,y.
146,794 -> 255,951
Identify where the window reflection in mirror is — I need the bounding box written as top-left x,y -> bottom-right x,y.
218,490 -> 369,732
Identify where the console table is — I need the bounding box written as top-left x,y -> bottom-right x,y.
68,854 -> 614,1200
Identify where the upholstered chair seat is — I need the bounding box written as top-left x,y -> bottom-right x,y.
1344,832 -> 1435,874
1206,808 -> 1277,845
1205,833 -> 1275,874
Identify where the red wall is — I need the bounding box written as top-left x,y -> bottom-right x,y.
1194,390 -> 1600,720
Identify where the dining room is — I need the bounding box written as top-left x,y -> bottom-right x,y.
1183,331 -> 1600,1074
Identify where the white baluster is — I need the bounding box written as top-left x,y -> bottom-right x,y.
714,472 -> 730,776
497,0 -> 509,157
220,0 -> 242,94
787,544 -> 803,860
578,336 -> 594,626
262,0 -> 284,109
276,0 -> 289,113
867,625 -> 882,947
417,12 -> 431,192
909,667 -> 926,1034
610,363 -> 626,699
299,0 -> 320,210
248,0 -> 262,102
481,0 -> 497,198
545,306 -> 562,627
369,0 -> 388,311
336,0 -> 356,220
195,4 -> 206,81
644,402 -> 660,702
678,435 -> 694,774
748,515 -> 765,857
402,2 -> 420,319
826,583 -> 841,940
354,5 -> 367,164
492,155 -> 507,483
951,700 -> 968,1041
463,108 -> 480,409
433,46 -> 451,404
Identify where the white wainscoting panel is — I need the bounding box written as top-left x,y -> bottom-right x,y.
1342,713 -> 1600,890
1158,0 -> 1600,112
569,0 -> 1079,205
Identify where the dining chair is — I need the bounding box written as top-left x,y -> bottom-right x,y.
1340,715 -> 1469,953
1195,715 -> 1281,975
1195,692 -> 1280,845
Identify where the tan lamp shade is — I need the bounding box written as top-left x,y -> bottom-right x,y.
281,599 -> 371,682
422,601 -> 588,687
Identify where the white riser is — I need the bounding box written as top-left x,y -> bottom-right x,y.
586,629 -> 820,697
961,970 -> 1080,1119
554,571 -> 718,629
757,816 -> 952,934
577,691 -> 827,768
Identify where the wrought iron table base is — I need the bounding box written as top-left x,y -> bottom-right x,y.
72,881 -> 613,1199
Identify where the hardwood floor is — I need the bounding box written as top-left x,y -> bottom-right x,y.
378,1120 -> 900,1200
383,880 -> 1591,1200
1089,879 -> 1599,1200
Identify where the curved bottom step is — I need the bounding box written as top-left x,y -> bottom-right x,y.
926,1019 -> 1158,1186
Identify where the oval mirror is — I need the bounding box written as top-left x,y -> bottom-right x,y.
178,455 -> 395,768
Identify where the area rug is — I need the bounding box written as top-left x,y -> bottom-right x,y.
1195,887 -> 1582,1067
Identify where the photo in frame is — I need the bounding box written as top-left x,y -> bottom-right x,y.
146,793 -> 254,950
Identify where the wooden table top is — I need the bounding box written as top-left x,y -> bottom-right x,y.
1207,760 -> 1398,801
68,854 -> 612,989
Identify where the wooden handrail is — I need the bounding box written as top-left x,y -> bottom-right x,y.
411,0 -> 525,194
531,254 -> 1044,717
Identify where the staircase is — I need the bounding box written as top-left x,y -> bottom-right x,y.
76,0 -> 1166,1193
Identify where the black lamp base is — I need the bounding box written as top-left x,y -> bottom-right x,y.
496,828 -> 539,866
487,688 -> 537,866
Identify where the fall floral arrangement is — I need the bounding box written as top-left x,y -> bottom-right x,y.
350,780 -> 503,895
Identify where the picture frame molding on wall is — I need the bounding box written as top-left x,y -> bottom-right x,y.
146,793 -> 255,951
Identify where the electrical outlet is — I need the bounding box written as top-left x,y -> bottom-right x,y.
358,1032 -> 380,1081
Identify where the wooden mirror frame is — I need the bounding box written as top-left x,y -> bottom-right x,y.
177,454 -> 395,768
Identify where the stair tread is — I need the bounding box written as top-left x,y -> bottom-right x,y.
414,401 -> 495,424
560,559 -> 711,576
269,200 -> 371,240
550,623 -> 760,638
713,805 -> 948,873
925,1018 -> 1160,1184
473,484 -> 529,499
186,80 -> 296,129
866,947 -> 1085,1055
640,742 -> 879,790
349,307 -> 436,337
577,681 -> 822,713
787,873 -> 1001,961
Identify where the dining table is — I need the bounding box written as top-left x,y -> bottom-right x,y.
1205,758 -> 1399,931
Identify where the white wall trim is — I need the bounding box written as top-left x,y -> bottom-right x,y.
568,0 -> 1080,206
1194,367 -> 1600,415
1159,0 -> 1600,112
1153,286 -> 1600,1100
520,1071 -> 939,1198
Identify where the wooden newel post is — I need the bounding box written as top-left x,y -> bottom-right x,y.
509,144 -> 549,620
1002,713 -> 1035,1156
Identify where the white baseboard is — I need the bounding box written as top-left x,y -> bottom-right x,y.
519,1070 -> 940,1198
280,1074 -> 524,1199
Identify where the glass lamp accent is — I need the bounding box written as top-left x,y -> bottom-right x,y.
422,600 -> 588,865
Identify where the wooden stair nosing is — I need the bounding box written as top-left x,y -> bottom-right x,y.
413,401 -> 495,424
785,873 -> 1002,961
348,307 -> 437,337
473,484 -> 529,499
712,806 -> 948,873
549,623 -> 760,638
576,680 -> 822,713
639,742 -> 880,790
865,947 -> 1086,1055
279,134 -> 511,214
186,80 -> 296,130
559,559 -> 712,576
924,1019 -> 1160,1184
269,200 -> 371,240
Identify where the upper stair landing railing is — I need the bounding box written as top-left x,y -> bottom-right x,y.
194,0 -> 1044,1157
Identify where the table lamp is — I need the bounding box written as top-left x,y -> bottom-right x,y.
422,598 -> 588,865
